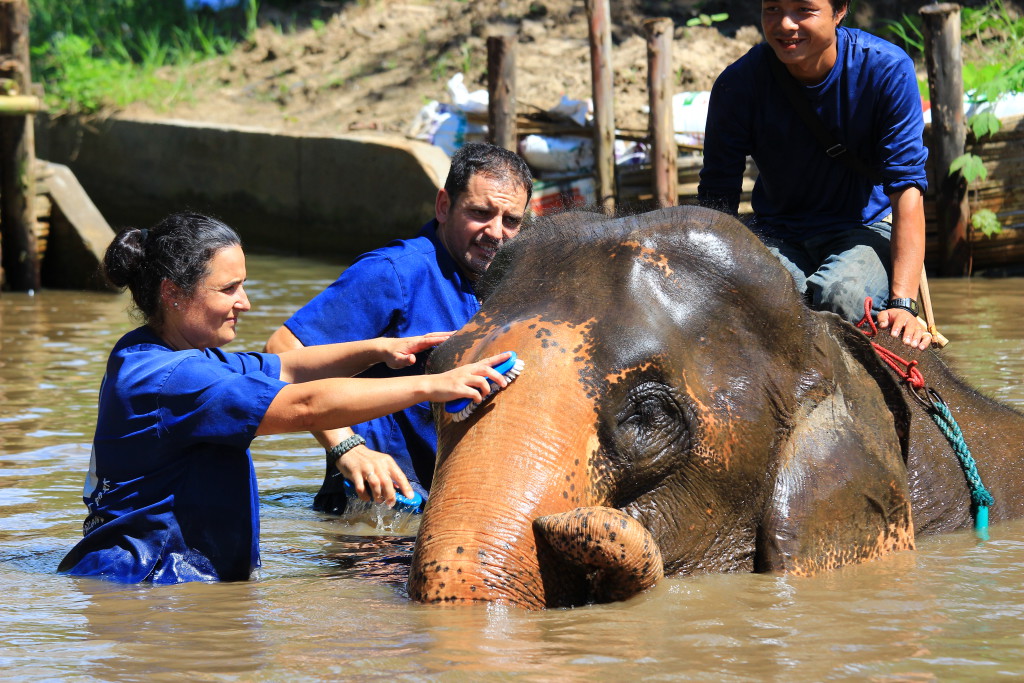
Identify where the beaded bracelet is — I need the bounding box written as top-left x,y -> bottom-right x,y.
326,434 -> 366,469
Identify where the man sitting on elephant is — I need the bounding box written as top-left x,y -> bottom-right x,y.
698,0 -> 931,350
265,142 -> 532,513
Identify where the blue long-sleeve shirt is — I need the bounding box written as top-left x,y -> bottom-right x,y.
698,28 -> 928,240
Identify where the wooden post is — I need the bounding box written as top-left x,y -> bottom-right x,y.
487,33 -> 517,153
585,0 -> 616,212
0,0 -> 39,292
645,18 -> 677,208
921,3 -> 970,277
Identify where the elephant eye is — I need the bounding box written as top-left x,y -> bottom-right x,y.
617,382 -> 685,445
601,380 -> 691,504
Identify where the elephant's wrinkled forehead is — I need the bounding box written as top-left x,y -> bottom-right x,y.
445,307 -> 682,404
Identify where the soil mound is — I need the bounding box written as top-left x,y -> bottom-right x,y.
122,0 -> 764,136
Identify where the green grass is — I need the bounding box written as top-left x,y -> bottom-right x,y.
28,0 -> 260,114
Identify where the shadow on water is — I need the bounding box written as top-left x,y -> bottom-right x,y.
319,534 -> 415,588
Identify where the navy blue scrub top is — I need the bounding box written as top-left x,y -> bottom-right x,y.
59,326 -> 287,584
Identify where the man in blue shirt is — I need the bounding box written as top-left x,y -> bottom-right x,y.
265,143 -> 532,513
698,0 -> 931,349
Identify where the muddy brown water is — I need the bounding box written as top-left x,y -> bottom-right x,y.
1,253 -> 1023,680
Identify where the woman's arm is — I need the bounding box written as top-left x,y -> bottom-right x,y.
255,352 -> 511,436
264,327 -> 441,504
274,332 -> 452,383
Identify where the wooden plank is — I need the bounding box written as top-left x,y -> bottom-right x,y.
486,33 -> 517,153
644,17 -> 676,208
37,161 -> 116,290
585,0 -> 616,211
0,0 -> 39,291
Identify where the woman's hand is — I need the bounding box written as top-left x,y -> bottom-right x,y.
424,351 -> 513,403
336,443 -> 414,506
382,331 -> 454,369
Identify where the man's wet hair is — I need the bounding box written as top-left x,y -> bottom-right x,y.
444,142 -> 533,207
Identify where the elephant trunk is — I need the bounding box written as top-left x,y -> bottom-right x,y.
407,515 -> 569,609
406,441 -> 596,609
533,507 -> 664,602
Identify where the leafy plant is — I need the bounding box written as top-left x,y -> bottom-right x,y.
969,110 -> 1002,140
29,0 -> 263,114
686,13 -> 728,28
430,53 -> 451,82
960,0 -> 1024,91
460,44 -> 473,77
950,111 -> 1003,238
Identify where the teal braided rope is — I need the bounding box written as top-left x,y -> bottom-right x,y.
930,397 -> 994,533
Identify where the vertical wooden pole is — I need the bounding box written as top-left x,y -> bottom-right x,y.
0,0 -> 38,292
585,0 -> 616,212
645,18 -> 677,208
487,33 -> 517,153
921,3 -> 970,277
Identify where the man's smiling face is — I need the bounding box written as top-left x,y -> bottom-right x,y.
762,0 -> 846,84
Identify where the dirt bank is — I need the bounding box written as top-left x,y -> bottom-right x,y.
119,0 -> 1017,140
122,0 -> 764,137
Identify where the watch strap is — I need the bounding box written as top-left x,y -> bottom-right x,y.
886,297 -> 919,316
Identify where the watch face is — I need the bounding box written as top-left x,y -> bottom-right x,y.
888,298 -> 918,315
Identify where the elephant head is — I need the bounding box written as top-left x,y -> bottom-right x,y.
408,206 -> 915,609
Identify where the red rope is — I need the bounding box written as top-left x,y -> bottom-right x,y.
855,298 -> 926,391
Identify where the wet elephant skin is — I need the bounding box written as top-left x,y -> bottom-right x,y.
407,206 -> 1024,609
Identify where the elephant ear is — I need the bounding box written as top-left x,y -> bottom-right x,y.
756,314 -> 915,575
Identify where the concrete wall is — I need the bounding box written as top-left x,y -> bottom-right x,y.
35,116 -> 451,258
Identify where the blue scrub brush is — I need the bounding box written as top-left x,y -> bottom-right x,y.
444,351 -> 524,422
343,478 -> 424,514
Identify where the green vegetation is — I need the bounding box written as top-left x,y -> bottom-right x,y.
880,0 -> 1024,99
29,0 -> 259,114
960,0 -> 1024,98
950,111 -> 1004,238
879,0 -> 1024,239
686,12 -> 729,28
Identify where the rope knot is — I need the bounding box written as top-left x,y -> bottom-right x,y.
855,298 -> 926,391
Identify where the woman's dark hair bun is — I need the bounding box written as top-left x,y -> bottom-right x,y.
103,227 -> 147,290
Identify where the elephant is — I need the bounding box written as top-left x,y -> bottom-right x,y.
407,205 -> 1024,609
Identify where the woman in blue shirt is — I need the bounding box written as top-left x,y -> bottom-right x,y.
59,212 -> 509,584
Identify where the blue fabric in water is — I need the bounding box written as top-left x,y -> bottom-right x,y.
58,326 -> 286,583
